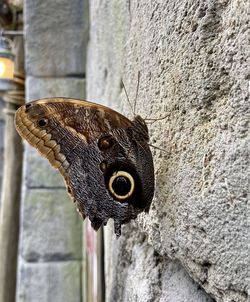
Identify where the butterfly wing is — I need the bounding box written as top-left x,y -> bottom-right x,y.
15,98 -> 154,236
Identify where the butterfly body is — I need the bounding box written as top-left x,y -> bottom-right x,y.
15,98 -> 154,236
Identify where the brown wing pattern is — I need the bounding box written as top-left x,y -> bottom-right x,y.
15,97 -> 133,178
15,97 -> 154,236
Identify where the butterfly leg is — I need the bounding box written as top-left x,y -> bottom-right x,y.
114,220 -> 121,237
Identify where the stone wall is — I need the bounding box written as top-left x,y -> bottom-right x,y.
87,1 -> 249,302
0,100 -> 4,201
16,1 -> 89,301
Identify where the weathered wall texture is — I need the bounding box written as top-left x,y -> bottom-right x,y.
16,1 -> 89,301
87,1 -> 249,302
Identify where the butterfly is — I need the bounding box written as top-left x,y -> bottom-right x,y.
14,98 -> 154,236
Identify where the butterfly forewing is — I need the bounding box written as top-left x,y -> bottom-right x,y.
15,97 -> 154,236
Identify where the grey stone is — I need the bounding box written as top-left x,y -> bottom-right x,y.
159,261 -> 214,302
0,121 -> 4,150
16,261 -> 82,302
25,0 -> 89,76
24,144 -> 65,188
23,76 -> 86,188
0,98 -> 5,120
26,76 -> 86,100
20,188 -> 83,261
87,0 -> 129,109
16,1 -> 87,301
106,222 -> 213,302
0,100 -> 5,150
88,1 -> 250,302
0,100 -> 4,202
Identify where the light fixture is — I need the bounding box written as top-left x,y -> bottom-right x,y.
0,35 -> 15,92
0,36 -> 14,78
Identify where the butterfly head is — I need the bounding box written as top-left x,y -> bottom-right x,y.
132,115 -> 150,142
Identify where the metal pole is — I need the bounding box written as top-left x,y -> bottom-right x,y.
0,34 -> 24,302
0,100 -> 23,302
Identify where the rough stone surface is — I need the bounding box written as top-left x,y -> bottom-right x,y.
19,189 -> 82,261
87,0 -> 129,108
87,1 -> 249,302
106,222 -> 213,302
25,0 -> 89,76
24,144 -> 64,188
16,261 -> 82,302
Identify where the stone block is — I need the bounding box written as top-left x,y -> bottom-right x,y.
106,223 -> 213,302
0,121 -> 4,199
0,98 -> 5,120
0,121 -> 4,150
88,1 -> 249,301
24,143 -> 65,188
20,189 -> 83,261
25,0 -> 89,76
159,261 -> 214,302
24,77 -> 86,188
16,261 -> 82,302
0,100 -> 5,203
26,77 -> 86,101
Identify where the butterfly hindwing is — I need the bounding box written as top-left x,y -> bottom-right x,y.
15,97 -> 154,236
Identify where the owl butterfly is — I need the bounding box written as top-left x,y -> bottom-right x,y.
15,98 -> 154,237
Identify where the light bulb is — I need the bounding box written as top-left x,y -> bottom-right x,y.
0,57 -> 14,79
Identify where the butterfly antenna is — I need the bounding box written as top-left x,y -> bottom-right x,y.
121,79 -> 135,117
133,71 -> 141,115
144,114 -> 168,124
148,143 -> 169,154
128,0 -> 131,18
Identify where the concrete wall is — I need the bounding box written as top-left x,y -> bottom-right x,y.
87,1 -> 249,302
16,1 -> 89,301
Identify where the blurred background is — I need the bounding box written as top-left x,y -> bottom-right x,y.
0,1 -> 249,302
0,1 -> 102,302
